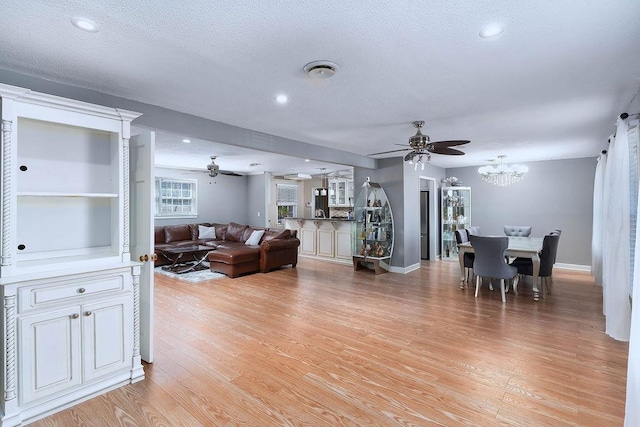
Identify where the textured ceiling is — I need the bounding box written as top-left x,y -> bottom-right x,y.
1,0 -> 639,173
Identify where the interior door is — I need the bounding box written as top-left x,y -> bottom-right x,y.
420,190 -> 430,259
130,132 -> 155,363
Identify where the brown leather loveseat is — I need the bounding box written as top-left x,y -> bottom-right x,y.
154,221 -> 300,278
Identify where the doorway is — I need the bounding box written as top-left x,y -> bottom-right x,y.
419,177 -> 438,261
420,190 -> 429,259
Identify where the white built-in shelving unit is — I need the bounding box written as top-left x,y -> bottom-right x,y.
0,83 -> 144,426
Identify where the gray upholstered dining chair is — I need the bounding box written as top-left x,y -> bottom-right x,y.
469,235 -> 519,303
549,229 -> 561,262
455,229 -> 475,282
510,233 -> 560,295
465,226 -> 481,240
503,225 -> 532,237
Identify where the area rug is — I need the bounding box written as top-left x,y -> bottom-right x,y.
154,263 -> 226,283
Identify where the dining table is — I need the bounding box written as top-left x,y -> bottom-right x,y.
457,236 -> 545,301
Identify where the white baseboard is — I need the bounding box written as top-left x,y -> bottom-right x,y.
298,254 -> 351,264
387,262 -> 421,274
300,254 -> 591,275
555,263 -> 591,272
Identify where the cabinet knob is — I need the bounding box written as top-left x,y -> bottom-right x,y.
84,311 -> 92,317
71,313 -> 79,319
78,288 -> 86,294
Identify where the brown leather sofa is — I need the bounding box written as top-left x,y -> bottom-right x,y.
154,221 -> 299,278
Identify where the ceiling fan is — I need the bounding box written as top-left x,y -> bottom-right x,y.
185,156 -> 242,177
207,156 -> 243,177
328,169 -> 353,179
368,121 -> 470,162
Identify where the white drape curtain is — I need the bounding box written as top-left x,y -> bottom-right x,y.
627,187 -> 640,426
602,117 -> 631,341
592,152 -> 606,287
626,118 -> 640,427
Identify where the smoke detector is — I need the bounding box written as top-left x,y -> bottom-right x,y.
303,60 -> 339,79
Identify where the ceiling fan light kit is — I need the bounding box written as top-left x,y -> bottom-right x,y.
478,155 -> 528,187
207,156 -> 220,177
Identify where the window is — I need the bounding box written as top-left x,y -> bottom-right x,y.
155,177 -> 198,218
277,184 -> 298,224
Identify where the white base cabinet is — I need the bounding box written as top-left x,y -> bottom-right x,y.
18,281 -> 133,405
4,266 -> 142,426
285,219 -> 353,263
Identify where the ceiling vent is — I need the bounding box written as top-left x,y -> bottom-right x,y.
303,61 -> 339,79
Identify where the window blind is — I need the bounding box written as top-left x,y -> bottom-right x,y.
277,184 -> 298,206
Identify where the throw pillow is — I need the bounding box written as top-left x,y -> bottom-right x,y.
245,229 -> 265,246
198,225 -> 216,239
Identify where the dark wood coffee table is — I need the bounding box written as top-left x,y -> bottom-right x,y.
158,245 -> 215,274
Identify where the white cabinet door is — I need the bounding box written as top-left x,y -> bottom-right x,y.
337,181 -> 347,205
317,229 -> 335,258
82,297 -> 133,382
328,181 -> 338,206
19,306 -> 82,404
300,228 -> 317,255
335,230 -> 352,260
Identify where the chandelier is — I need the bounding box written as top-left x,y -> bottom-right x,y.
477,155 -> 528,187
405,151 -> 431,170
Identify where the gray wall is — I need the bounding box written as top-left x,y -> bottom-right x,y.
447,157 -> 596,265
246,173 -> 267,227
154,167 -> 249,226
377,158 -> 405,266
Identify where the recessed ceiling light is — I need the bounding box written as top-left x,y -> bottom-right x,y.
71,17 -> 100,33
182,138 -> 191,143
304,159 -> 310,162
276,94 -> 288,104
303,60 -> 339,79
479,24 -> 503,38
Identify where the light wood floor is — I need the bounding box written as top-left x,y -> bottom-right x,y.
33,258 -> 628,426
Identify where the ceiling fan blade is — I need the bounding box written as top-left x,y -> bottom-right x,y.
220,170 -> 242,176
429,147 -> 466,155
431,139 -> 471,147
368,148 -> 410,156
